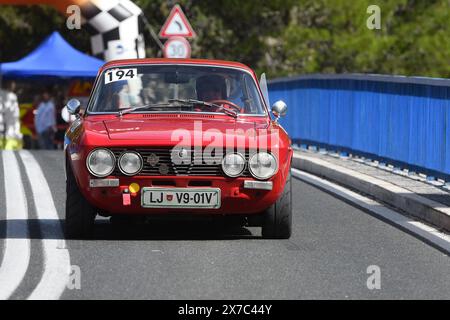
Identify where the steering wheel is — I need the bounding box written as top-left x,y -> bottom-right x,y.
209,100 -> 243,113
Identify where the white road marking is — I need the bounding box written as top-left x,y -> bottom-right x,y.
292,168 -> 450,254
19,150 -> 71,300
0,151 -> 30,300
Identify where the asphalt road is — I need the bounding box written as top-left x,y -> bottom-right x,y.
0,150 -> 449,300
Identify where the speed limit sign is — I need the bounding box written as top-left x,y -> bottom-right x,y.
163,36 -> 191,59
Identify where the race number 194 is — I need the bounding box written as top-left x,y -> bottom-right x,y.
105,68 -> 137,84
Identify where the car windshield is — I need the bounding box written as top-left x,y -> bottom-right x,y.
88,65 -> 267,115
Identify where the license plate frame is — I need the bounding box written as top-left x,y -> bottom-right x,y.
141,187 -> 221,209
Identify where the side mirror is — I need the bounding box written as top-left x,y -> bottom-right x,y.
66,99 -> 81,115
271,100 -> 287,122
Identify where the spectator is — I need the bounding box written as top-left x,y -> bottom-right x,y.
34,89 -> 56,150
0,81 -> 23,150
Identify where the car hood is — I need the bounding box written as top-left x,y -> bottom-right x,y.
102,115 -> 271,145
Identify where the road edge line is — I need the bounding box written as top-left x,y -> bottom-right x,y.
293,152 -> 450,232
292,168 -> 450,254
0,151 -> 31,300
19,150 -> 71,300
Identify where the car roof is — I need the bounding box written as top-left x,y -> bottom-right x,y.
99,58 -> 254,74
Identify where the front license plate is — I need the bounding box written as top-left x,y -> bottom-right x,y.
141,188 -> 221,209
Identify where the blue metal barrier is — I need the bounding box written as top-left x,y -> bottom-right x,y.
268,74 -> 450,181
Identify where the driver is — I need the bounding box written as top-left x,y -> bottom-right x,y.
196,74 -> 227,102
195,74 -> 242,113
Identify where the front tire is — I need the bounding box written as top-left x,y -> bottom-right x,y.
261,169 -> 292,239
65,160 -> 96,239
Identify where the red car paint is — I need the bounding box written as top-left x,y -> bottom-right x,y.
65,59 -> 292,216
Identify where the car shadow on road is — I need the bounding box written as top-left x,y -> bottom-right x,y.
93,219 -> 258,241
0,219 -> 259,241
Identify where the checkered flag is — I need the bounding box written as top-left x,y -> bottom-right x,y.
81,0 -> 146,61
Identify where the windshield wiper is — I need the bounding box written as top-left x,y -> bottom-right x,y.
118,102 -> 192,116
168,99 -> 238,118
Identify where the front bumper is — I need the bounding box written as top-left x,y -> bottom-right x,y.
80,175 -> 284,215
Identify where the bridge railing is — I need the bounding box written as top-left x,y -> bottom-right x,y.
268,74 -> 450,181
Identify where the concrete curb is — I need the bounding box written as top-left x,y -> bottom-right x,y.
292,152 -> 450,232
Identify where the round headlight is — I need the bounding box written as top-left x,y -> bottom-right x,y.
248,152 -> 278,180
86,148 -> 115,177
118,152 -> 143,176
221,153 -> 246,177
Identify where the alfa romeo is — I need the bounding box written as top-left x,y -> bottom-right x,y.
64,59 -> 292,239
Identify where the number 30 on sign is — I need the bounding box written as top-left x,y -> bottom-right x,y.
163,36 -> 191,59
105,68 -> 137,84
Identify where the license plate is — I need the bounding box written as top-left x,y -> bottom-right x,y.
141,187 -> 221,209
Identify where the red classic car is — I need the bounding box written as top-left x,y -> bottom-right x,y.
64,59 -> 293,239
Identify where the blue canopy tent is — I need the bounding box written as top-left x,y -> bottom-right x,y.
0,31 -> 104,78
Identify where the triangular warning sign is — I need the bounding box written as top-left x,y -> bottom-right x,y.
159,5 -> 196,39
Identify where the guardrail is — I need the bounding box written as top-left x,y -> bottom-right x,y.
268,74 -> 450,181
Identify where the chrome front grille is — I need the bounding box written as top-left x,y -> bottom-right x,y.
111,147 -> 251,177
